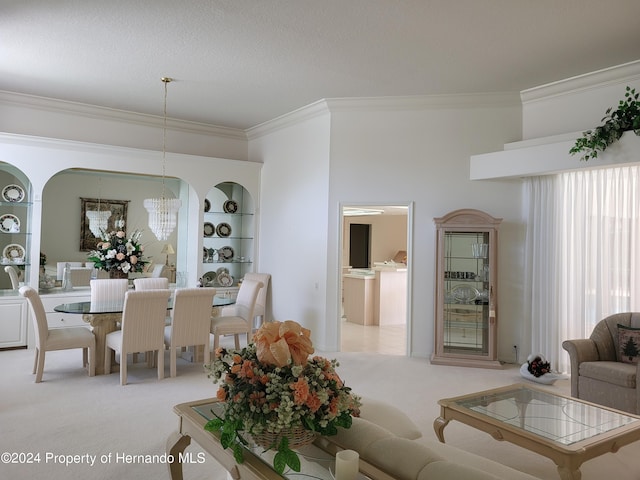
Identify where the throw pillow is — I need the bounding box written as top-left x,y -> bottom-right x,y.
617,324 -> 640,364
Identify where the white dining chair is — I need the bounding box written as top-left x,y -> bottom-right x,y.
69,267 -> 93,287
211,279 -> 263,350
164,288 -> 216,377
19,286 -> 96,382
4,265 -> 20,290
104,289 -> 171,385
150,264 -> 166,278
90,279 -> 128,307
243,273 -> 271,328
133,277 -> 169,290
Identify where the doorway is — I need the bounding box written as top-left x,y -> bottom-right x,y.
340,204 -> 411,355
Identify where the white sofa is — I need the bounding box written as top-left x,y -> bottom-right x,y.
324,399 -> 541,480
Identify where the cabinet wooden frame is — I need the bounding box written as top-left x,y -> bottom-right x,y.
431,208 -> 502,368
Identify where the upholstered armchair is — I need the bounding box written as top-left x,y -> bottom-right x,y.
562,312 -> 640,414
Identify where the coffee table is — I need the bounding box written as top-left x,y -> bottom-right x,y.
168,398 -> 390,480
434,383 -> 640,480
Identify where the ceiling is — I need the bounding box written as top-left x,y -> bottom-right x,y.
2,1 -> 640,131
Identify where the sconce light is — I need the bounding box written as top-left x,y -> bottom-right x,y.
144,77 -> 182,241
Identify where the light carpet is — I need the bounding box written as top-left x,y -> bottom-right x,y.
1,343 -> 639,480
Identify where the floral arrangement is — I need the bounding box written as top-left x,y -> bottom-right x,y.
87,229 -> 147,273
527,353 -> 551,378
204,320 -> 361,474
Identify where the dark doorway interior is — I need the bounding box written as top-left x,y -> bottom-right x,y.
349,223 -> 371,268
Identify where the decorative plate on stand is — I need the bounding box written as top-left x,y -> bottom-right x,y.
218,246 -> 234,262
3,243 -> 25,262
217,272 -> 234,287
223,199 -> 238,213
216,222 -> 232,237
2,184 -> 25,203
0,214 -> 20,233
203,222 -> 215,237
204,198 -> 211,212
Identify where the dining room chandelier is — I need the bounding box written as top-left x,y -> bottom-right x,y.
86,177 -> 111,237
144,77 -> 182,241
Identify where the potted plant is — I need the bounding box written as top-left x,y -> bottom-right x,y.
570,86 -> 640,161
204,320 -> 361,474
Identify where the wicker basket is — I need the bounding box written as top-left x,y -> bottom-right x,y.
252,426 -> 317,450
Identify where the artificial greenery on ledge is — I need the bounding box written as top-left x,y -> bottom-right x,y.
570,86 -> 640,161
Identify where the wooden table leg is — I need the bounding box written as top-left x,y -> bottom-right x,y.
433,416 -> 449,443
167,431 -> 191,480
83,313 -> 120,375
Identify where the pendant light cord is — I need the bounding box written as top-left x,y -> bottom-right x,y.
161,77 -> 172,199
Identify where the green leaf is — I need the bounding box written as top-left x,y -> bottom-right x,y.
204,418 -> 223,432
273,452 -> 287,474
232,443 -> 245,464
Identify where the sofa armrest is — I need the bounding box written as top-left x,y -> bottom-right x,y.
562,338 -> 599,397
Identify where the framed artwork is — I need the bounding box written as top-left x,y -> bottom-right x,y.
79,198 -> 129,251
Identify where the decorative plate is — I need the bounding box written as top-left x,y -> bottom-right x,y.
3,243 -> 25,261
203,222 -> 215,237
204,198 -> 211,212
2,184 -> 25,203
202,271 -> 216,286
0,214 -> 20,233
216,267 -> 229,276
218,246 -> 234,262
217,272 -> 234,287
223,199 -> 238,214
216,222 -> 232,237
450,284 -> 479,304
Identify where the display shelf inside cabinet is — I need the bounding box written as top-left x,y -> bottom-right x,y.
201,182 -> 255,288
432,208 -> 502,368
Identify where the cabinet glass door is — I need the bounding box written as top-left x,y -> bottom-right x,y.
443,231 -> 490,356
432,209 -> 501,368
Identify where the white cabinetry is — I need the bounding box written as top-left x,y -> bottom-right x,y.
38,289 -> 91,329
0,299 -> 27,348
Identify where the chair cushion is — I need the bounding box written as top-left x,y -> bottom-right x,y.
46,327 -> 94,351
617,324 -> 640,364
579,361 -> 636,388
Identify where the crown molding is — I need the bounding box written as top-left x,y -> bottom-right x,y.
521,60 -> 640,104
246,99 -> 331,140
246,92 -> 520,140
0,90 -> 247,141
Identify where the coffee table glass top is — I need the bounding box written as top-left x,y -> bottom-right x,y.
452,385 -> 639,446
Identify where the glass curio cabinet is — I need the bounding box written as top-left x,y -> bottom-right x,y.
432,209 -> 502,368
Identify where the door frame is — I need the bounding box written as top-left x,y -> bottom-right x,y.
337,201 -> 414,355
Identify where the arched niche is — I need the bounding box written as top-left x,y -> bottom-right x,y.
41,168 -> 184,279
201,181 -> 255,288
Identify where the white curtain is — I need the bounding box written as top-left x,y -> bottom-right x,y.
524,166 -> 640,373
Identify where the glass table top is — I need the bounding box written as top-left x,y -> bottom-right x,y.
54,294 -> 234,314
453,385 -> 639,445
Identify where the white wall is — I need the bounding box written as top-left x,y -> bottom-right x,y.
249,95 -> 523,359
248,108 -> 332,348
325,100 -> 523,358
521,61 -> 640,140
